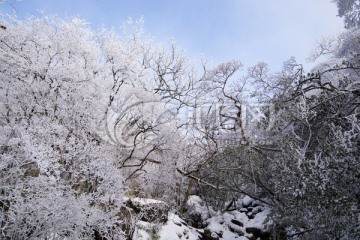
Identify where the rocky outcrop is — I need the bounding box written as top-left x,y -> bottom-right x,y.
184,195 -> 213,229
206,196 -> 272,240
126,198 -> 169,223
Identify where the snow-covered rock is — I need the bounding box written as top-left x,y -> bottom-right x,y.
205,196 -> 272,240
130,195 -> 272,240
133,213 -> 200,240
127,197 -> 169,223
242,195 -> 253,208
185,195 -> 215,228
187,195 -> 214,219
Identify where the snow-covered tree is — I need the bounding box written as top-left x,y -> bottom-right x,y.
0,16 -> 127,239
187,17 -> 360,237
249,29 -> 360,238
0,15 -> 201,238
333,0 -> 360,28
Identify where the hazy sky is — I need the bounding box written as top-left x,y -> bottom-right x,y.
0,0 -> 344,71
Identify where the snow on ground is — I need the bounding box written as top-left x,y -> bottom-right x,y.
159,213 -> 200,240
246,207 -> 272,229
132,195 -> 271,240
207,206 -> 271,239
132,213 -> 200,240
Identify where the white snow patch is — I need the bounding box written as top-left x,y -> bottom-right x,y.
158,213 -> 200,240
132,221 -> 154,240
242,195 -> 253,207
132,195 -> 272,240
207,216 -> 224,233
246,207 -> 272,230
186,195 -> 214,220
232,211 -> 249,223
132,197 -> 164,205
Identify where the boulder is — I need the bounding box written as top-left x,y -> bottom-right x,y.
239,208 -> 248,213
246,212 -> 256,219
187,212 -> 207,228
242,195 -> 253,208
252,200 -> 262,208
127,198 -> 169,223
252,206 -> 264,214
228,219 -> 245,236
185,195 -> 211,228
231,219 -> 244,227
228,224 -> 245,236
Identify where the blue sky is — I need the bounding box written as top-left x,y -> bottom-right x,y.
0,0 -> 344,71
